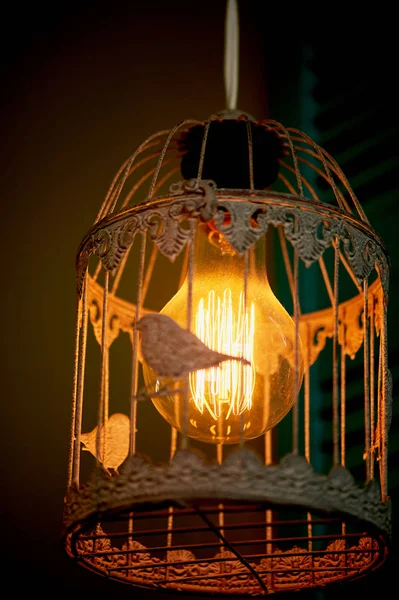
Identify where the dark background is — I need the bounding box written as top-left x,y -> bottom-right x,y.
2,1 -> 398,597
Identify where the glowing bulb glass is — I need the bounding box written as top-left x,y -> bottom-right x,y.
142,222 -> 304,444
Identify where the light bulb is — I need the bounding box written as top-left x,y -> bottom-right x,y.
142,222 -> 304,444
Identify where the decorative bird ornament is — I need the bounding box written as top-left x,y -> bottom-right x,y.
80,413 -> 130,473
136,313 -> 250,378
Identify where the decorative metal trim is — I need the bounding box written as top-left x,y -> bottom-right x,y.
63,448 -> 391,536
65,527 -> 385,595
76,186 -> 389,300
86,275 -> 154,347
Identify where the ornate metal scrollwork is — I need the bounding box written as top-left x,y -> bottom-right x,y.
76,188 -> 389,303
342,225 -> 380,284
69,528 -> 381,594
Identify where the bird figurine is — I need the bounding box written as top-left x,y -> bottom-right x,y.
80,412 -> 130,473
135,313 -> 250,379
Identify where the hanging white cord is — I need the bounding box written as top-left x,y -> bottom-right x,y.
224,0 -> 239,111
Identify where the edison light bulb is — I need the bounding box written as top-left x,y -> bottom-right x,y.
142,222 -> 304,444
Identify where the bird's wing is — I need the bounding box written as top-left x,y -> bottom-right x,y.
157,322 -> 235,376
104,416 -> 130,470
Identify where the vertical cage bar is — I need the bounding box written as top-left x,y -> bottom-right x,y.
130,232 -> 147,456
340,306 -> 348,567
240,250 -> 249,446
267,122 -> 304,195
304,321 -> 313,584
340,307 -> 347,467
96,270 -> 109,466
148,120 -> 199,198
103,319 -> 110,427
167,426 -> 178,549
278,226 -> 295,302
332,238 -> 340,467
217,442 -> 225,554
140,243 -> 159,305
127,233 -> 147,547
186,231 -> 195,332
103,131 -> 170,218
370,294 -> 375,480
380,302 -> 389,502
363,279 -> 371,480
68,293 -> 83,487
318,256 -> 334,304
179,247 -> 189,289
264,430 -> 273,590
121,152 -> 173,208
377,346 -> 383,490
182,229 -> 195,450
292,248 -> 299,455
197,120 -> 211,180
304,323 -> 311,461
72,273 -> 88,486
246,118 -> 254,189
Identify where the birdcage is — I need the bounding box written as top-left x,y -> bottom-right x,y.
62,109 -> 391,595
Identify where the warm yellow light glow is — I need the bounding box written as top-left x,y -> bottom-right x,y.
142,222 -> 304,445
191,289 -> 255,420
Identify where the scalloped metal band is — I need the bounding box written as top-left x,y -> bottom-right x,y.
63,449 -> 391,535
76,183 -> 389,299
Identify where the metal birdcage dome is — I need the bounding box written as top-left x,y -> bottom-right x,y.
63,108 -> 391,595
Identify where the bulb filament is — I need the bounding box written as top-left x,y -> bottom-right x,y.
190,289 -> 255,420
